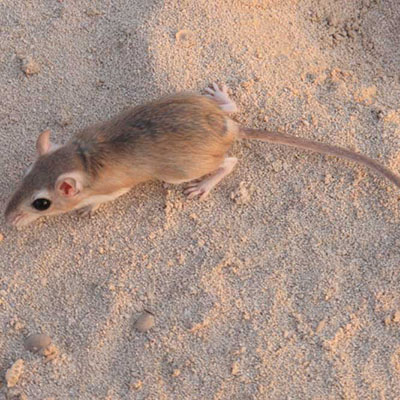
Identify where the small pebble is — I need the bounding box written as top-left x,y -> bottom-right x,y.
58,110 -> 73,127
393,311 -> 400,323
241,79 -> 254,90
272,160 -> 283,172
24,333 -> 51,353
134,311 -> 155,332
86,8 -> 103,17
231,182 -> 252,204
5,359 -> 24,388
21,58 -> 40,76
130,380 -> 142,390
231,361 -> 240,375
175,29 -> 195,47
7,391 -> 28,400
13,321 -> 24,331
172,369 -> 181,377
42,344 -> 59,362
0,232 -> 4,242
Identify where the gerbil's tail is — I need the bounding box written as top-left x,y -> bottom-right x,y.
240,127 -> 400,190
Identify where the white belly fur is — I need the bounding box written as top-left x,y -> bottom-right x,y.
76,187 -> 131,209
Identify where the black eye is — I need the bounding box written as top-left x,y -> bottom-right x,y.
32,198 -> 51,211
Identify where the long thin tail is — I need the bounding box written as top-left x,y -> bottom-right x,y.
240,127 -> 400,190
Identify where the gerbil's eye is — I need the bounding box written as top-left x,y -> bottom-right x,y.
32,198 -> 51,211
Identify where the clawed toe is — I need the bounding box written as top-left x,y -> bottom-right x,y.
184,184 -> 209,200
184,182 -> 200,190
183,157 -> 238,201
184,187 -> 201,195
187,189 -> 207,200
76,204 -> 99,217
205,82 -> 238,113
187,191 -> 200,199
205,87 -> 215,95
76,207 -> 92,217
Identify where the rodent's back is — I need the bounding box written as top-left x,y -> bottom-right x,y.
72,93 -> 237,183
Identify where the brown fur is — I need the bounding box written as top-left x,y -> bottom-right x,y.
5,93 -> 237,226
72,93 -> 236,187
6,88 -> 400,227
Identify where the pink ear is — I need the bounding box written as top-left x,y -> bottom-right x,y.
59,181 -> 75,196
36,129 -> 52,156
55,172 -> 84,197
56,177 -> 80,197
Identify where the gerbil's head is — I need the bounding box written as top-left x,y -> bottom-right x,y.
5,130 -> 88,227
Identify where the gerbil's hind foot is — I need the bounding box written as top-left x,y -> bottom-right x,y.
76,204 -> 100,217
205,83 -> 238,113
184,157 -> 238,200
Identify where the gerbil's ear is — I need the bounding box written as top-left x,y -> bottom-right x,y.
36,129 -> 52,156
55,172 -> 84,197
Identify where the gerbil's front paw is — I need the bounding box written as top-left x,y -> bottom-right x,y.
205,83 -> 238,113
76,204 -> 99,217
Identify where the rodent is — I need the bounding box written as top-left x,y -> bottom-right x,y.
5,83 -> 400,227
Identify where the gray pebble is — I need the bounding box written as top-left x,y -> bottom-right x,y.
24,333 -> 51,353
134,312 -> 155,332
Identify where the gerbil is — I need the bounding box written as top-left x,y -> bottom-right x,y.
5,84 -> 400,227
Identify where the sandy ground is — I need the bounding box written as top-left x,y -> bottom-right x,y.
1,0 -> 400,398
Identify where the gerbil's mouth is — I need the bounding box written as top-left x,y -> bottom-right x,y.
6,212 -> 37,228
8,212 -> 24,227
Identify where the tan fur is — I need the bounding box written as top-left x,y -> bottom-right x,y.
5,84 -> 400,227
5,92 -> 237,226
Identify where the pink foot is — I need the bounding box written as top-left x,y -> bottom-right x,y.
205,83 -> 238,113
76,204 -> 100,217
184,157 -> 238,200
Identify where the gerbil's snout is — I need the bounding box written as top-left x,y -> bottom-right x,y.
4,204 -> 36,228
5,210 -> 26,227
4,195 -> 40,227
